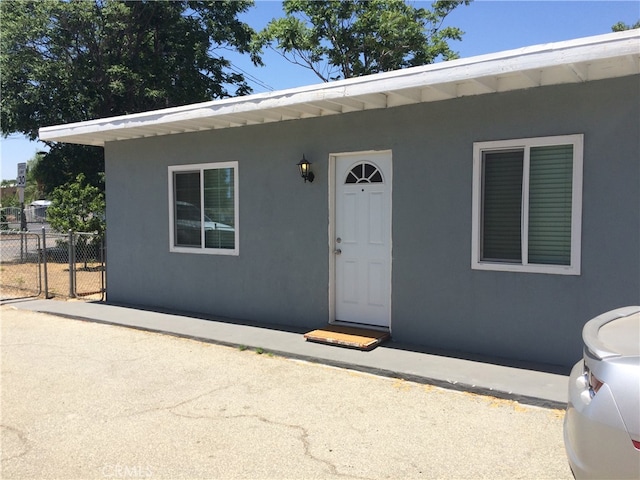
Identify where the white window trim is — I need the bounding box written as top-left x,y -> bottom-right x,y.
168,161 -> 239,256
471,134 -> 583,275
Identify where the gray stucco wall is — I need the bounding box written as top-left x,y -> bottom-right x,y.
105,75 -> 639,368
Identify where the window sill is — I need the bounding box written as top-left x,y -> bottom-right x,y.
472,261 -> 580,276
170,246 -> 239,256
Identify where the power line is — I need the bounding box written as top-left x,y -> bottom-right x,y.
211,52 -> 275,92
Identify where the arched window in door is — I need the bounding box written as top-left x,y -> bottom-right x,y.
345,162 -> 384,184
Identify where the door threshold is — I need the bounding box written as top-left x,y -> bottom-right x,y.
331,320 -> 390,333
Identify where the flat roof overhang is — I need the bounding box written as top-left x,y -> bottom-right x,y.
39,30 -> 640,147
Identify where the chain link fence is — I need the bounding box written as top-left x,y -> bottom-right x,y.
1,205 -> 50,231
0,207 -> 23,231
1,230 -> 105,302
0,232 -> 42,299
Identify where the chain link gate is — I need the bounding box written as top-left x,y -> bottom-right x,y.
0,230 -> 105,301
68,232 -> 105,298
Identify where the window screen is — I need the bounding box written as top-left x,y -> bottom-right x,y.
528,145 -> 573,265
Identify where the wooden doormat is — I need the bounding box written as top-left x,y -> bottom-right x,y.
304,325 -> 390,351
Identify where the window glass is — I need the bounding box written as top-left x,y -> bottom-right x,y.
345,162 -> 384,184
169,162 -> 238,255
481,150 -> 523,262
203,168 -> 235,249
174,172 -> 201,247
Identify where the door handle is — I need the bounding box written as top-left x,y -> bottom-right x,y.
334,249 -> 342,255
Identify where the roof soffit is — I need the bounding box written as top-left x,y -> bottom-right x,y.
39,30 -> 640,147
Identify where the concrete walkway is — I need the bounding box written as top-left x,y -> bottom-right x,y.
3,299 -> 569,408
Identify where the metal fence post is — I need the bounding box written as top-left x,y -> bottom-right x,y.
101,236 -> 106,300
42,227 -> 50,298
68,229 -> 75,298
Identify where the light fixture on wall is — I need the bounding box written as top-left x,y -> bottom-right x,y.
297,155 -> 315,183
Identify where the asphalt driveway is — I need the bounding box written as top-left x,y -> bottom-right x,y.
1,306 -> 572,479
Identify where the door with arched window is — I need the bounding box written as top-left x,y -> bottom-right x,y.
333,152 -> 392,328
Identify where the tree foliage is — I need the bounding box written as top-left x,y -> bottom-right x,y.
30,144 -> 105,196
257,0 -> 468,82
47,173 -> 106,236
612,20 -> 640,31
0,0 -> 260,193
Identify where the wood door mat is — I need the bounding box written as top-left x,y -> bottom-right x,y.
304,325 -> 390,351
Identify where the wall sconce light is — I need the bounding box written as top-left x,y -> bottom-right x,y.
297,155 -> 315,183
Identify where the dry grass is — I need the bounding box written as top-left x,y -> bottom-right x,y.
0,261 -> 104,301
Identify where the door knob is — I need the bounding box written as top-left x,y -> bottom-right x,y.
334,249 -> 342,255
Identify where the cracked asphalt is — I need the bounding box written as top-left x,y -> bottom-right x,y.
1,306 -> 572,479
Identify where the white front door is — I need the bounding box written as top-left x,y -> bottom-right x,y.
334,152 -> 392,328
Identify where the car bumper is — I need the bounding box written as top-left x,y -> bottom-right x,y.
564,360 -> 640,479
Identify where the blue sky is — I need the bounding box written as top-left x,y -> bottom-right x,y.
2,0 -> 638,182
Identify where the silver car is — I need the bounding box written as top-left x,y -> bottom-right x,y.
564,306 -> 640,479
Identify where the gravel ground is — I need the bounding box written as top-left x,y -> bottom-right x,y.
1,306 -> 573,480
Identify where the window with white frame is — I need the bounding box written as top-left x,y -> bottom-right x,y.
472,135 -> 583,275
168,162 -> 238,255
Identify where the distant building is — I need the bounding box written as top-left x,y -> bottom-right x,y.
0,185 -> 17,205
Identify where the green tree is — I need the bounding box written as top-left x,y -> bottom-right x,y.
1,0 -> 260,193
612,20 -> 640,31
47,173 -> 106,237
257,0 -> 468,82
48,173 -> 106,268
30,144 -> 105,196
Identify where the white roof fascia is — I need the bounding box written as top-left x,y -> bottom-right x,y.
39,30 -> 640,147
